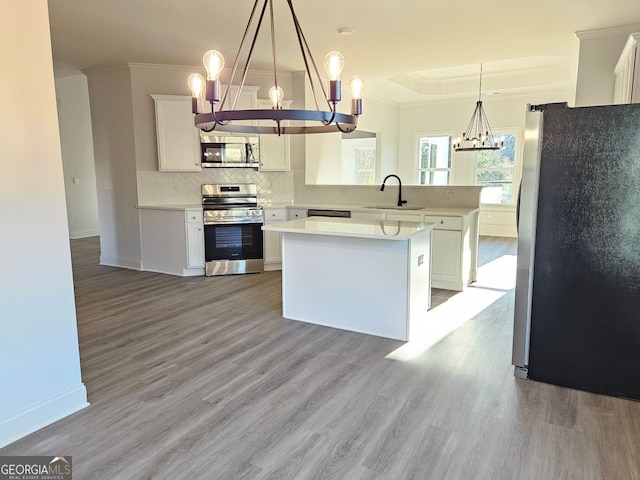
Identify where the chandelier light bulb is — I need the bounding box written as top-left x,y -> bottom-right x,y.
348,76 -> 364,99
268,86 -> 284,109
187,73 -> 206,98
203,50 -> 225,81
191,1 -> 361,135
324,51 -> 345,81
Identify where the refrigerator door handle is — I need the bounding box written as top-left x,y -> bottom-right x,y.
512,105 -> 544,375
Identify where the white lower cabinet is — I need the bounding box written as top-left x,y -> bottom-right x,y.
139,207 -> 205,276
264,207 -> 286,269
431,230 -> 462,281
423,214 -> 474,291
384,211 -> 475,291
185,210 -> 205,269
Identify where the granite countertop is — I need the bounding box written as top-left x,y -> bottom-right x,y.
262,216 -> 433,241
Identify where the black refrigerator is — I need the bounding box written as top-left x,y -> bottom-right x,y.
512,102 -> 640,400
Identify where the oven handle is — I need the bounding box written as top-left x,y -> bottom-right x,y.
204,220 -> 264,226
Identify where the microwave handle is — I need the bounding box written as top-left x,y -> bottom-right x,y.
247,143 -> 257,163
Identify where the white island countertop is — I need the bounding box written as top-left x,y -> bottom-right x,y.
262,216 -> 433,241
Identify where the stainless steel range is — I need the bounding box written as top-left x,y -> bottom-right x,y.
201,184 -> 264,276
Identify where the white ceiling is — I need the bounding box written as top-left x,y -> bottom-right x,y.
48,0 -> 640,104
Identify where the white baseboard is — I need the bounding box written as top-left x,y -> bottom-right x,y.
99,256 -> 142,270
0,384 -> 89,449
479,224 -> 517,237
69,230 -> 100,240
264,262 -> 282,272
137,266 -> 205,277
182,268 -> 205,277
432,277 -> 464,291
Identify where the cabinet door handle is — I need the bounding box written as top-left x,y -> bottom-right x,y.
440,220 -> 444,224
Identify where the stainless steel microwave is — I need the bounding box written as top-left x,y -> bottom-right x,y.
200,135 -> 260,168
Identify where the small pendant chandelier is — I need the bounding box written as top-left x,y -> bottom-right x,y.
453,63 -> 503,151
187,0 -> 363,135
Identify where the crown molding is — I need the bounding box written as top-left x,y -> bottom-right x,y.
82,64 -> 131,75
398,86 -> 575,109
125,62 -> 291,78
361,90 -> 399,107
575,23 -> 640,40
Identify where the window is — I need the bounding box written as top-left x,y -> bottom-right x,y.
476,132 -> 517,205
354,147 -> 376,185
341,134 -> 376,185
417,135 -> 452,185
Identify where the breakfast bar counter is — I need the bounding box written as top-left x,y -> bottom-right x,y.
262,217 -> 434,341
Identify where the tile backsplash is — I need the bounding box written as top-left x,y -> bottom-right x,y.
137,169 -> 294,205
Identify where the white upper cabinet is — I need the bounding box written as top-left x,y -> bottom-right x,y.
151,94 -> 201,172
614,33 -> 640,104
152,87 -> 260,172
257,99 -> 291,171
212,85 -> 259,112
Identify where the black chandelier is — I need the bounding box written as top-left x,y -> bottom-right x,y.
453,64 -> 503,151
187,0 -> 363,135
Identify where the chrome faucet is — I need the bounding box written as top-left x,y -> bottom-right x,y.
380,174 -> 407,207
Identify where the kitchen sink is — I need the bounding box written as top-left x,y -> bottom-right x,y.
363,205 -> 426,210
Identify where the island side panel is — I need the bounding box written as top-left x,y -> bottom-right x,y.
281,232 -> 410,340
408,228 -> 432,340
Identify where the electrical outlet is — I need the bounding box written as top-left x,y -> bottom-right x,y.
72,177 -> 80,185
173,179 -> 180,191
446,189 -> 456,196
340,188 -> 350,196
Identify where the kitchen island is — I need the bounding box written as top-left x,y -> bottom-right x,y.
262,217 -> 434,341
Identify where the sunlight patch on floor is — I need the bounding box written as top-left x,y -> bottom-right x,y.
474,254 -> 517,290
385,254 -> 516,362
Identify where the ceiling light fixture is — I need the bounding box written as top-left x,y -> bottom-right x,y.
188,0 -> 363,135
453,63 -> 503,151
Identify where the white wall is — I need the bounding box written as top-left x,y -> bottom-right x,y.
397,90 -> 574,236
575,24 -> 640,107
0,0 -> 88,448
86,66 -> 142,269
55,74 -> 100,239
303,88 -> 399,185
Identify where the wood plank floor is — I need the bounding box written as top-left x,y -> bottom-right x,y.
3,236 -> 640,479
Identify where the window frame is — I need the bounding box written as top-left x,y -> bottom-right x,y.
413,131 -> 456,185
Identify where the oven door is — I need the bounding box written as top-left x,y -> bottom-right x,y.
203,221 -> 264,276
